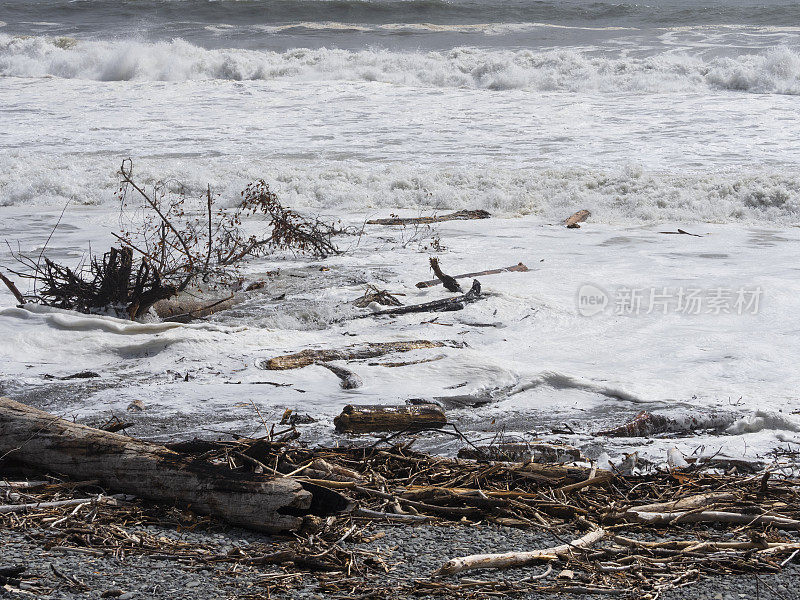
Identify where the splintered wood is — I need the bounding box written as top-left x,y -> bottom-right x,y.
366,210 -> 490,226
259,340 -> 448,370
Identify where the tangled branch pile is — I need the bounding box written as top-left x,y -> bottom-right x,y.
4,433 -> 798,599
3,161 -> 340,319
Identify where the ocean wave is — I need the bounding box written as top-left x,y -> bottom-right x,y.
2,34 -> 800,94
2,154 -> 800,224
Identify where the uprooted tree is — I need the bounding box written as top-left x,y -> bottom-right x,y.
2,160 -> 341,320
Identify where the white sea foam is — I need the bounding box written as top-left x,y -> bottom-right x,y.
2,34 -> 800,94
2,153 -> 799,224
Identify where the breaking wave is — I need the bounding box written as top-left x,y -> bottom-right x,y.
3,153 -> 800,224
2,34 -> 800,94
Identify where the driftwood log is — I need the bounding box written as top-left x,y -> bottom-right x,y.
428,258 -> 461,292
362,279 -> 482,318
457,443 -> 582,464
564,209 -> 591,228
334,404 -> 447,433
260,340 -> 448,370
318,362 -> 363,389
415,262 -> 529,289
366,210 -> 490,226
0,397 -> 311,532
436,526 -> 607,575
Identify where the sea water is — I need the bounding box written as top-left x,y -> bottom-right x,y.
1,0 -> 799,468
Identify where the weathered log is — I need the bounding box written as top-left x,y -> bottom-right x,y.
318,362 -> 363,389
564,209 -> 591,228
366,210 -> 490,226
629,509 -> 800,530
0,397 -> 311,532
334,404 -> 447,433
435,526 -> 606,575
595,410 -> 739,437
457,443 -> 582,464
415,262 -> 529,289
260,340 -> 448,370
154,293 -> 239,323
428,258 -> 461,292
627,491 -> 737,514
362,279 -> 482,318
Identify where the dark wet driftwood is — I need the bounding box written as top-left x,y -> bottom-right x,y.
334,404 -> 447,433
362,279 -> 482,318
415,262 -> 529,289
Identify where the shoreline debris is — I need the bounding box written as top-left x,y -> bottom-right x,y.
415,262 -> 529,288
362,279 -> 482,317
333,403 -> 447,433
366,210 -> 490,226
259,340 -> 450,370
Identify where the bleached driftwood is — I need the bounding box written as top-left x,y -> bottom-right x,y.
596,410 -> 739,437
564,209 -> 591,228
260,340 -> 448,370
435,526 -> 606,575
0,397 -> 311,532
154,293 -> 239,323
630,510 -> 800,530
0,495 -> 128,515
366,210 -> 490,226
363,280 -> 482,317
415,262 -> 529,289
334,404 -> 447,433
629,491 -> 737,514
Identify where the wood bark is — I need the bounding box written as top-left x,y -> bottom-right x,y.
0,270 -> 25,304
435,527 -> 606,575
366,210 -> 490,226
318,362 -> 363,389
415,262 -> 529,288
334,404 -> 447,433
428,258 -> 461,292
260,340 -> 447,370
362,279 -> 481,318
0,397 -> 311,532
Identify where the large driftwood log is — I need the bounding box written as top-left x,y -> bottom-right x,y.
366,210 -> 490,226
457,442 -> 582,464
435,526 -> 606,575
154,293 -> 240,323
415,262 -> 529,289
0,397 -> 311,532
595,410 -> 739,437
362,279 -> 482,318
260,340 -> 448,370
334,404 -> 447,433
